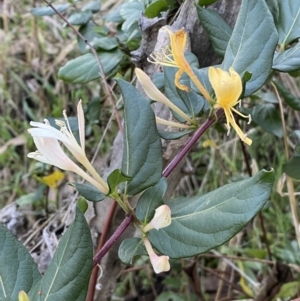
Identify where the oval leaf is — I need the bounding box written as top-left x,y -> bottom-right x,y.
67,11 -> 93,25
277,1 -> 300,47
82,1 -> 101,13
30,4 -> 70,16
273,43 -> 300,72
222,0 -> 278,96
29,206 -> 93,301
117,79 -> 163,196
196,5 -> 233,57
58,50 -> 123,84
0,225 -> 41,300
283,155 -> 300,180
71,182 -> 106,202
136,177 -> 168,223
148,169 -> 274,258
252,103 -> 283,137
118,238 -> 147,264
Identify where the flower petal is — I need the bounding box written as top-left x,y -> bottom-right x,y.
208,67 -> 242,107
143,205 -> 171,232
77,100 -> 85,150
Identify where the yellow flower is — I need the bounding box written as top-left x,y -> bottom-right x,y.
208,67 -> 252,145
148,27 -> 211,102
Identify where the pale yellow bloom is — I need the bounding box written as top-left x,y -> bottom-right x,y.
143,237 -> 170,274
143,205 -> 172,232
28,100 -> 109,194
135,68 -> 193,124
148,27 -> 211,101
19,291 -> 30,301
208,67 -> 252,145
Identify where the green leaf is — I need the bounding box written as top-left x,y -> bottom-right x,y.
136,178 -> 168,223
117,79 -> 163,196
120,2 -> 144,32
222,0 -> 278,97
0,225 -> 41,300
196,5 -> 232,57
67,11 -> 93,26
277,1 -> 300,47
90,37 -> 119,51
144,0 -> 169,18
71,182 -> 106,202
274,81 -> 300,110
29,207 -> 93,301
283,155 -> 300,180
273,42 -> 300,72
82,1 -> 101,13
158,129 -> 195,140
16,184 -> 46,206
148,169 -> 274,258
252,103 -> 283,137
265,0 -> 279,23
58,50 -> 124,84
77,197 -> 89,213
78,22 -> 103,53
30,4 -> 70,16
118,238 -> 147,264
107,169 -> 132,193
103,6 -> 123,23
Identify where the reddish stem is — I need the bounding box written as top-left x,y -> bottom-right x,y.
86,201 -> 118,301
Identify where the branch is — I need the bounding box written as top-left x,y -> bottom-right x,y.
42,0 -> 123,133
92,109 -> 224,266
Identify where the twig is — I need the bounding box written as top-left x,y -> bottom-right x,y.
87,201 -> 117,301
92,214 -> 134,268
163,109 -> 223,177
272,81 -> 300,248
42,0 -> 123,133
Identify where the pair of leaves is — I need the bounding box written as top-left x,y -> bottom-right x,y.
119,170 -> 274,262
119,178 -> 168,264
0,207 -> 92,301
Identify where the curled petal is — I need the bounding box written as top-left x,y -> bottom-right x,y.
149,254 -> 170,274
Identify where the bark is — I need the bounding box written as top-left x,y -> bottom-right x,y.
92,0 -> 241,299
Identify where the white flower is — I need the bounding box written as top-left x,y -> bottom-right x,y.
143,237 -> 170,274
143,205 -> 172,232
135,68 -> 193,124
27,100 -> 109,194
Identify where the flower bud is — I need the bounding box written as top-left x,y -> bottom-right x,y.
19,291 -> 30,301
143,205 -> 171,232
143,237 -> 170,274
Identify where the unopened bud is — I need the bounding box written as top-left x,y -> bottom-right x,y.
143,205 -> 171,232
